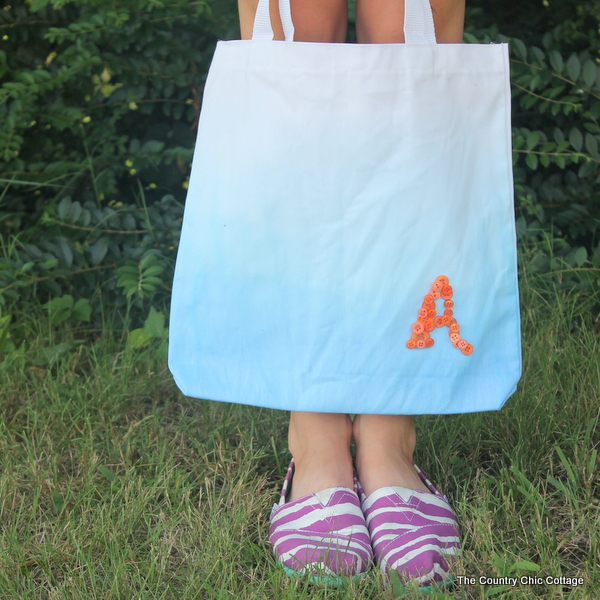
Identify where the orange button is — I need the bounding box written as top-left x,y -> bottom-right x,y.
412,322 -> 424,335
432,281 -> 443,292
462,343 -> 474,355
441,285 -> 453,299
424,318 -> 435,332
406,340 -> 416,349
430,289 -> 441,299
435,275 -> 449,286
425,337 -> 434,347
450,332 -> 461,344
428,309 -> 436,318
416,339 -> 426,349
450,323 -> 460,333
423,294 -> 434,304
444,299 -> 454,309
444,308 -> 453,317
442,316 -> 451,326
433,316 -> 444,328
418,308 -> 428,319
458,339 -> 467,349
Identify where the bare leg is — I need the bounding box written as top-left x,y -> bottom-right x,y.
287,412 -> 354,501
238,0 -> 347,42
353,414 -> 429,497
237,0 -> 351,503
353,0 -> 465,498
356,0 -> 465,44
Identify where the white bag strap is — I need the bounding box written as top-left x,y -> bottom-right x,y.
252,0 -> 295,41
251,0 -> 435,44
404,0 -> 437,44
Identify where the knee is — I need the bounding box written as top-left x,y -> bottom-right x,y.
291,1 -> 348,43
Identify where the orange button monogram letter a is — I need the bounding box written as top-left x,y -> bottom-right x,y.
405,275 -> 474,355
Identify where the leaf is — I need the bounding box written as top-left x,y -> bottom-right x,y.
574,246 -> 587,267
540,154 -> 550,167
569,128 -> 583,152
511,38 -> 527,61
141,140 -> 165,153
566,54 -> 581,82
485,586 -> 512,597
39,341 -> 73,365
72,298 -> 91,322
57,239 -> 73,268
578,161 -> 596,178
52,488 -> 65,515
88,237 -> 109,266
144,307 -> 165,338
129,328 -> 151,349
526,130 -> 540,150
98,465 -> 119,485
525,153 -> 538,170
157,338 -> 168,362
585,133 -> 599,159
511,560 -> 540,572
44,295 -> 74,325
140,253 -> 156,269
69,201 -> 82,223
582,60 -> 597,88
43,258 -> 59,270
58,196 -> 72,220
553,128 -> 565,144
548,50 -> 563,73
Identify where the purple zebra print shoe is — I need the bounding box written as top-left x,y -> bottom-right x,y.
269,460 -> 373,585
357,464 -> 460,590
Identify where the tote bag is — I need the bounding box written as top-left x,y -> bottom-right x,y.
168,0 -> 522,415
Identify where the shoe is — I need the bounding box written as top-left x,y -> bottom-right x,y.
269,459 -> 373,586
357,463 -> 460,590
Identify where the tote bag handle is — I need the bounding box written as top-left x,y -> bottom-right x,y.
251,0 -> 437,43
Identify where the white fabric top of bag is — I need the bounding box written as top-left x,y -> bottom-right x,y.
252,0 -> 437,44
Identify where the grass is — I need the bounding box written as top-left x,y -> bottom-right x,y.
0,278 -> 598,599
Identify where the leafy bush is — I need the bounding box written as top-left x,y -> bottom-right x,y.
0,0 -> 238,323
464,3 -> 600,295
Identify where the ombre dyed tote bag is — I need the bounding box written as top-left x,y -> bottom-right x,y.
168,0 -> 521,414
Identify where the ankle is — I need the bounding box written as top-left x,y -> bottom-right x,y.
286,412 -> 353,501
353,414 -> 417,457
288,412 -> 352,460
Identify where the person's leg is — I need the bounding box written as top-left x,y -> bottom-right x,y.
238,0 -> 351,504
238,0 -> 347,42
353,0 -> 465,497
353,414 -> 428,496
287,412 -> 354,501
356,0 -> 465,44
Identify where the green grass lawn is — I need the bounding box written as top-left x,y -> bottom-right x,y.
0,279 -> 598,599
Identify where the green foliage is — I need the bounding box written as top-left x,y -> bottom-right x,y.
44,293 -> 90,324
463,13 -> 600,296
0,0 -> 238,323
128,305 -> 168,361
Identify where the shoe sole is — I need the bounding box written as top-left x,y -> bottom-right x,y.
279,561 -> 367,587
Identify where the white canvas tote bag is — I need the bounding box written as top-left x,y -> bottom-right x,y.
168,0 -> 522,415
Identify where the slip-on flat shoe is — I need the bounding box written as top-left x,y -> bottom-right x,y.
357,463 -> 460,590
269,459 -> 373,586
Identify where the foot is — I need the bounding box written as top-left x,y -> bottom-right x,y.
353,414 -> 429,498
287,412 -> 354,502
